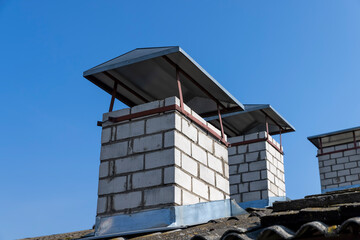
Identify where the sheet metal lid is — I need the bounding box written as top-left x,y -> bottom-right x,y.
205,104 -> 295,137
83,46 -> 244,115
308,126 -> 360,149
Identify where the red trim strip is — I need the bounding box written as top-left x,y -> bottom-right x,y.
107,104 -> 228,146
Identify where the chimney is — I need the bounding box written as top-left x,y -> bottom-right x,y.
308,127 -> 360,193
205,104 -> 295,208
83,47 -> 245,237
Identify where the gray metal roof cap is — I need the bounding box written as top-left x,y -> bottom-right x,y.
83,46 -> 244,115
308,126 -> 360,149
205,104 -> 295,137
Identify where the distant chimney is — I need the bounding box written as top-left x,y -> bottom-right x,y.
308,127 -> 360,193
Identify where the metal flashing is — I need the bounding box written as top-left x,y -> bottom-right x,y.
321,184 -> 360,194
83,46 -> 244,116
93,199 -> 245,238
237,196 -> 289,209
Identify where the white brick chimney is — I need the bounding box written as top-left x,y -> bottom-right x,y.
308,127 -> 360,193
97,97 -> 230,218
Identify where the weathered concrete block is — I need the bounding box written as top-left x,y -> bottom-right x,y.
229,175 -> 241,184
242,171 -> 260,182
230,185 -> 238,194
228,136 -> 244,144
132,169 -> 162,189
113,191 -> 142,211
101,128 -> 112,144
245,152 -> 260,162
323,159 -> 336,167
338,169 -> 350,176
248,142 -> 266,152
325,172 -> 337,178
131,100 -> 160,114
346,175 -> 359,182
249,161 -> 267,171
146,113 -> 181,134
228,146 -> 237,156
133,134 -> 162,153
244,133 -> 258,141
238,163 -> 249,173
237,145 -> 247,154
319,166 -> 331,174
97,197 -> 107,214
243,191 -> 261,202
99,161 -> 109,178
116,120 -> 145,140
337,157 -> 349,164
164,96 -> 180,107
115,155 -> 144,174
250,180 -> 268,191
229,154 -> 244,164
98,176 -> 127,195
100,141 -> 128,160
144,186 -> 179,206
330,152 -> 343,159
145,149 -> 177,169
229,165 -> 238,175
103,108 -> 130,122
332,164 -> 345,171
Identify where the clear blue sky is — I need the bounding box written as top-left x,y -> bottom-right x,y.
1,1 -> 360,239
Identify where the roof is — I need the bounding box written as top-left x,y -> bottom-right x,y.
205,104 -> 295,137
308,126 -> 360,148
83,46 -> 244,116
23,188 -> 360,240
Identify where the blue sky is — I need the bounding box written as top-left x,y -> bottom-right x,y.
1,1 -> 360,239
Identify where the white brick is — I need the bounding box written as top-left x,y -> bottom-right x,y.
346,175 -> 359,182
323,146 -> 335,153
259,131 -> 267,139
319,166 -> 331,174
174,132 -> 191,155
238,163 -> 249,173
191,143 -> 207,164
101,128 -> 112,144
245,132 -> 258,141
210,186 -> 224,201
192,178 -> 209,199
206,122 -> 222,137
337,157 -> 349,164
132,169 -> 162,188
338,169 -> 350,176
249,161 -> 267,171
175,168 -> 192,191
200,165 -> 215,185
190,108 -> 207,125
116,120 -> 145,140
100,141 -> 128,160
198,132 -> 213,153
323,159 -> 336,167
332,164 -> 344,171
230,185 -> 238,194
146,113 -> 180,134
164,96 -> 180,107
131,100 -> 160,114
325,172 -> 337,178
335,144 -> 347,151
250,180 -> 268,191
181,154 -> 198,176
318,155 -> 330,161
144,186 -> 175,206
97,197 -> 107,214
224,163 -> 229,178
113,191 -> 142,210
98,176 -> 127,195
229,154 -> 244,164
99,161 -> 109,178
229,175 -> 241,184
331,152 -> 343,159
208,154 -> 223,173
115,155 -> 144,174
182,190 -> 199,205
216,173 -> 229,194
228,146 -> 237,155
181,118 -> 198,142
245,152 -> 260,162
228,136 -> 244,144
242,171 -> 260,182
248,142 -> 266,152
145,149 -> 176,169
214,142 -> 228,161
243,191 -> 261,202
133,134 -> 162,153
237,145 -> 247,154
102,108 -> 130,122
